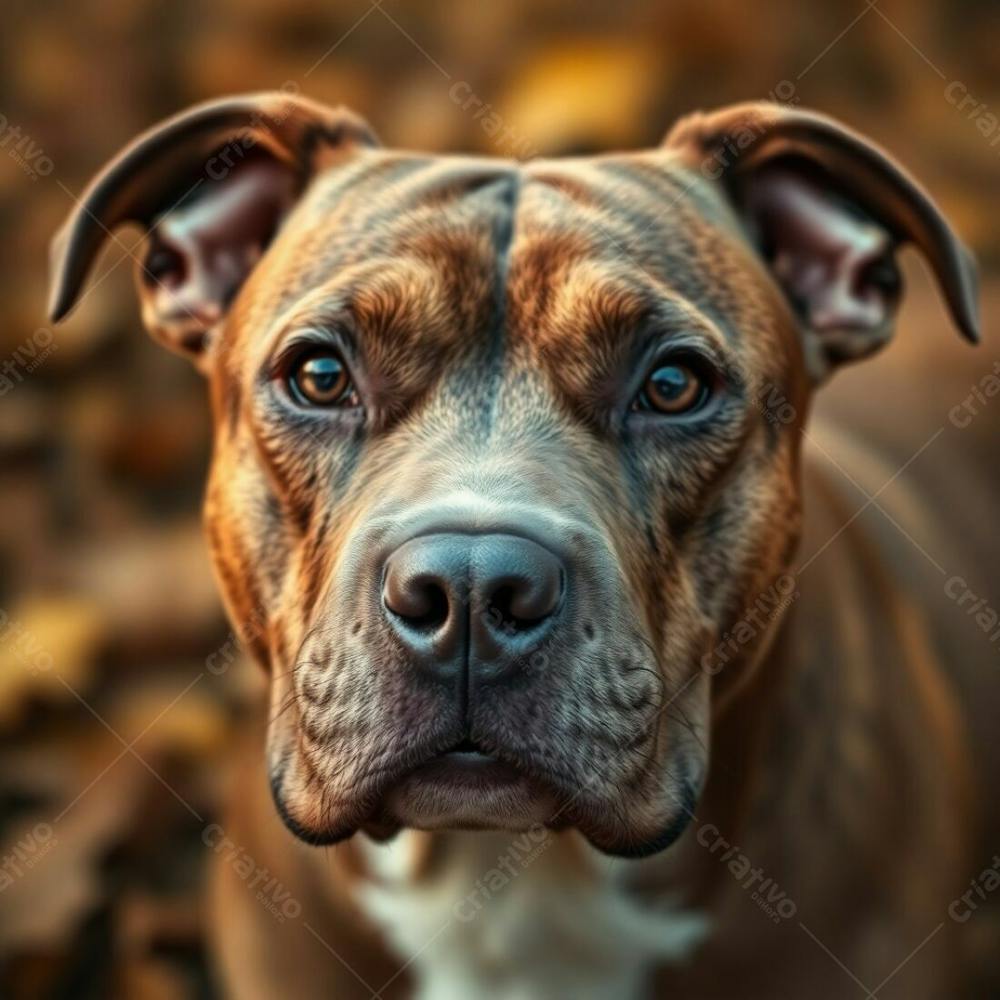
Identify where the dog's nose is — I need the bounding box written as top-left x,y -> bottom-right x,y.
382,533 -> 564,679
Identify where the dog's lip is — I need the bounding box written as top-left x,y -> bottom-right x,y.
411,737 -> 523,783
375,734 -> 550,805
278,733 -> 698,856
375,736 -> 557,832
441,736 -> 487,756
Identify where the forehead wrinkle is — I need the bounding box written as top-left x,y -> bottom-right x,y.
539,262 -> 648,356
349,258 -> 460,364
531,198 -> 641,261
522,155 -> 775,332
268,154 -> 512,303
527,255 -> 735,358
522,158 -> 702,255
323,155 -> 516,251
246,161 -> 515,372
246,256 -> 459,374
303,153 -> 495,237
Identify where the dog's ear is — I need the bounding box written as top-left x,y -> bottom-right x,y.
664,102 -> 978,382
48,91 -> 377,371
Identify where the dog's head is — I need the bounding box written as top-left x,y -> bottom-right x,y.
50,93 -> 977,857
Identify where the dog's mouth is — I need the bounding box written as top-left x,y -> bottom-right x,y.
370,736 -> 558,834
273,724 -> 701,857
413,737 -> 522,784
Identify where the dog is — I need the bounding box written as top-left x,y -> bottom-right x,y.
48,93 -> 999,998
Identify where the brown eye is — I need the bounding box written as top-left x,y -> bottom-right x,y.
638,362 -> 710,415
288,349 -> 354,407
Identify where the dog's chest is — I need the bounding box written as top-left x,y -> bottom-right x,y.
355,831 -> 707,1000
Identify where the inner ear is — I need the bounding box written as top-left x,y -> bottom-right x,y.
738,159 -> 903,372
49,92 -> 379,374
662,102 -> 978,387
138,153 -> 297,360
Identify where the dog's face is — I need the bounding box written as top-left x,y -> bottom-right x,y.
208,151 -> 807,855
50,95 -> 977,856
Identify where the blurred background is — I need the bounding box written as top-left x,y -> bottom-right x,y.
0,0 -> 997,996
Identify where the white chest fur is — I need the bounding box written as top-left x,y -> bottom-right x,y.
355,830 -> 707,1000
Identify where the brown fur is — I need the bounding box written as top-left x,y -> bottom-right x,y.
49,95 -> 997,998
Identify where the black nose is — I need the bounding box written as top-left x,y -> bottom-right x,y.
382,533 -> 565,680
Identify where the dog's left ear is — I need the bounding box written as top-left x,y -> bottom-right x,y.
48,92 -> 378,372
665,102 -> 979,382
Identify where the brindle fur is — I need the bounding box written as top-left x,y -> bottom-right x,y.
49,95 -> 998,998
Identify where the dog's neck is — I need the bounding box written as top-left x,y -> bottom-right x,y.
355,828 -> 709,1000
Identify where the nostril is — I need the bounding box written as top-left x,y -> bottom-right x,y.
487,585 -> 519,630
384,572 -> 451,631
486,567 -> 563,633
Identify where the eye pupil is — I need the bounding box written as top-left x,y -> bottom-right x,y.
289,350 -> 352,406
307,359 -> 340,392
640,362 -> 708,414
652,366 -> 688,398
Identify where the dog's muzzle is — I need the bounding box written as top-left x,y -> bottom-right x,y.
274,497 -> 695,853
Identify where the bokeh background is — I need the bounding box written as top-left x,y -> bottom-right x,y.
1,0 -> 997,996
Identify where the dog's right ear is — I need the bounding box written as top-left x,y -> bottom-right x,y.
48,92 -> 377,372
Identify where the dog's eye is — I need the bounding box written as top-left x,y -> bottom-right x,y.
287,349 -> 354,407
636,361 -> 710,415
